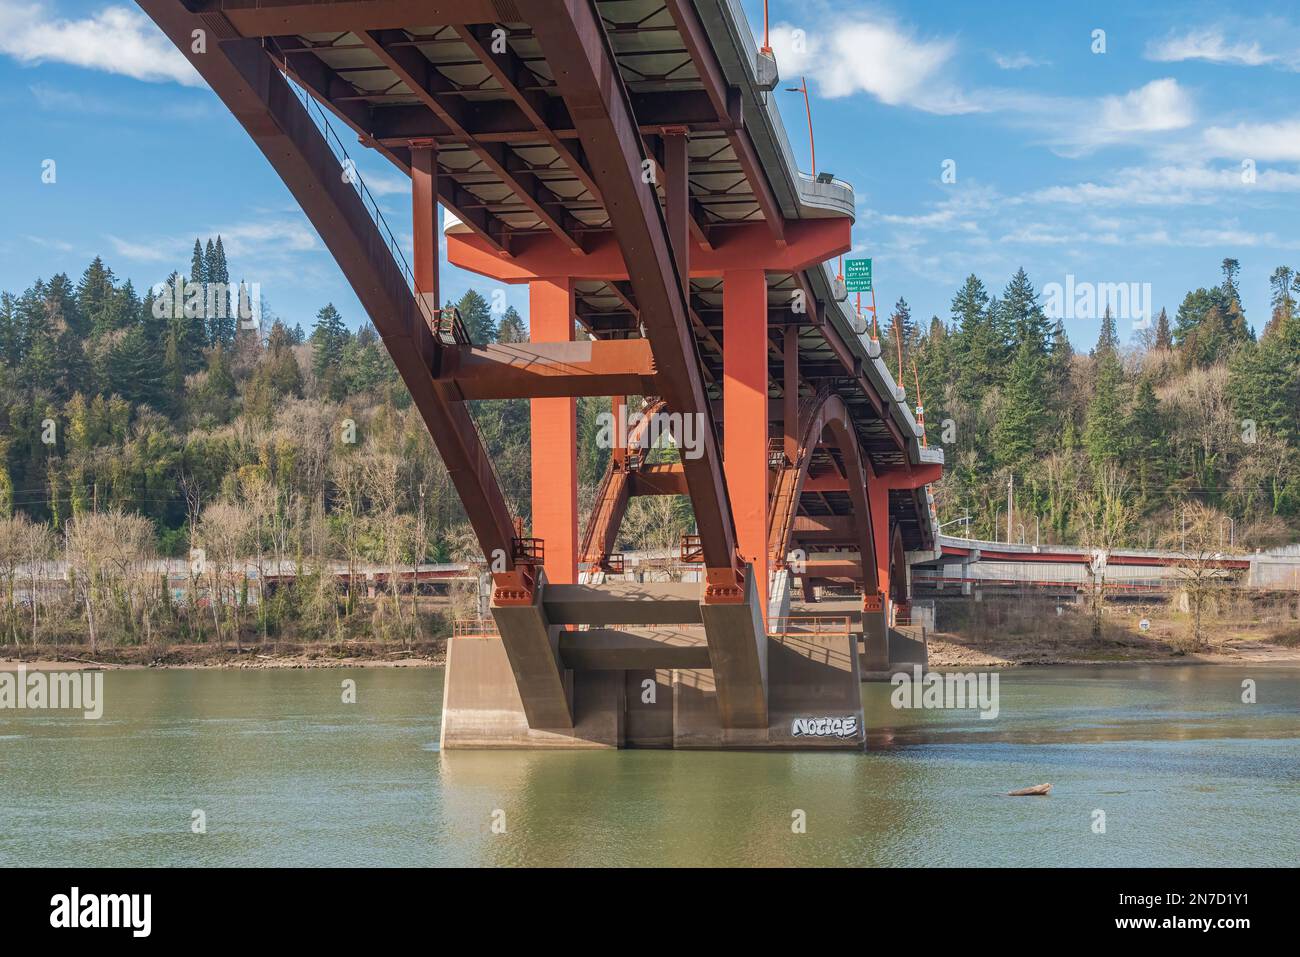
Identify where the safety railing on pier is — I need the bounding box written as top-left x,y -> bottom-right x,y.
767,616 -> 852,637
452,619 -> 500,638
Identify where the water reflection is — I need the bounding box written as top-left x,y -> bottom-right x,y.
0,665 -> 1296,866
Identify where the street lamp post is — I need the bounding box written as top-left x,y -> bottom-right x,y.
785,76 -> 815,176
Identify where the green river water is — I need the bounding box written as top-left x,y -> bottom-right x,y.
1,664 -> 1296,866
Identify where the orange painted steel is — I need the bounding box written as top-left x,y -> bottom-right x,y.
530,278 -> 579,586
436,339 -> 658,400
722,269 -> 771,615
578,398 -> 667,571
132,0 -> 950,745
445,219 -> 850,284
766,390 -> 876,596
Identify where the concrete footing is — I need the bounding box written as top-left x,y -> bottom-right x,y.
859,626 -> 930,681
440,629 -> 863,751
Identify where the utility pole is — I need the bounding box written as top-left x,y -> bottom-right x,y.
1006,472 -> 1014,544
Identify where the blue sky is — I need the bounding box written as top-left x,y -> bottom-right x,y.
2,0 -> 1299,347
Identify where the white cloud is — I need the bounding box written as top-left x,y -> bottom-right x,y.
1145,28 -> 1276,67
25,234 -> 75,253
769,19 -> 976,114
993,52 -> 1047,70
767,13 -> 1194,157
361,170 -> 411,198
106,218 -> 319,271
106,234 -> 175,263
0,2 -> 202,87
215,221 -> 319,256
1028,163 -> 1300,206
1203,120 -> 1300,162
1097,79 -> 1195,134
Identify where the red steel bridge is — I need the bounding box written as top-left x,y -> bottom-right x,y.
139,0 -> 942,749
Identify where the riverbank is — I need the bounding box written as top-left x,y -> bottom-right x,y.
0,639 -> 446,670
5,627 -> 1300,671
925,617 -> 1300,667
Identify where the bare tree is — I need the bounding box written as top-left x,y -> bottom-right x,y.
1166,502 -> 1236,652
64,509 -> 154,653
199,501 -> 254,651
361,450 -> 417,643
22,518 -> 54,644
0,514 -> 32,645
1077,462 -> 1135,641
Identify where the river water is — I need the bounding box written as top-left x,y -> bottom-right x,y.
1,665 -> 1296,866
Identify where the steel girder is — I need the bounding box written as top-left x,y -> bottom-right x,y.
515,0 -> 743,590
137,2 -> 520,568
767,391 -> 879,594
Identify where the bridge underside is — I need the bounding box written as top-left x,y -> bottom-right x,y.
140,0 -> 942,748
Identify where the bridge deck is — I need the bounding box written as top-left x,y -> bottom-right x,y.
137,0 -> 945,749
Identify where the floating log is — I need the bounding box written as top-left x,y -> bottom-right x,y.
1008,783 -> 1053,796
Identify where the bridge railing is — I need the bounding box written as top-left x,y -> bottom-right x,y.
284,72 -> 505,507
284,74 -> 425,311
768,615 -> 852,637
452,618 -> 500,638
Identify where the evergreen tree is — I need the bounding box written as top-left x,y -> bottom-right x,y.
1268,266 -> 1295,334
497,306 -> 527,343
1000,267 -> 1051,357
1153,307 -> 1172,350
110,326 -> 166,410
311,303 -> 351,400
207,237 -> 234,347
1084,341 -> 1126,466
1228,337 -> 1300,448
76,257 -> 115,335
1221,257 -> 1242,306
1125,378 -> 1167,504
951,274 -> 1000,402
883,297 -> 915,381
455,289 -> 496,344
1094,306 -> 1120,356
192,343 -> 237,425
244,321 -> 304,421
190,240 -> 207,287
993,336 -> 1049,466
1044,317 -> 1074,437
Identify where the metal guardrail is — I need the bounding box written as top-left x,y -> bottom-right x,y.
679,534 -> 704,564
767,615 -> 851,637
452,619 -> 499,638
285,74 -> 422,304
285,70 -> 500,479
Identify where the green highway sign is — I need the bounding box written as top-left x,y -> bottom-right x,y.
845,258 -> 872,292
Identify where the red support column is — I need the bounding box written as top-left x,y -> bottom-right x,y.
612,395 -> 627,467
723,269 -> 769,617
410,141 -> 439,367
783,325 -> 799,465
530,278 -> 579,585
867,466 -> 891,614
662,129 -> 690,300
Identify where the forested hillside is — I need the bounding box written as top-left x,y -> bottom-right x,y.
896,260 -> 1300,548
1,246 -> 1297,572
